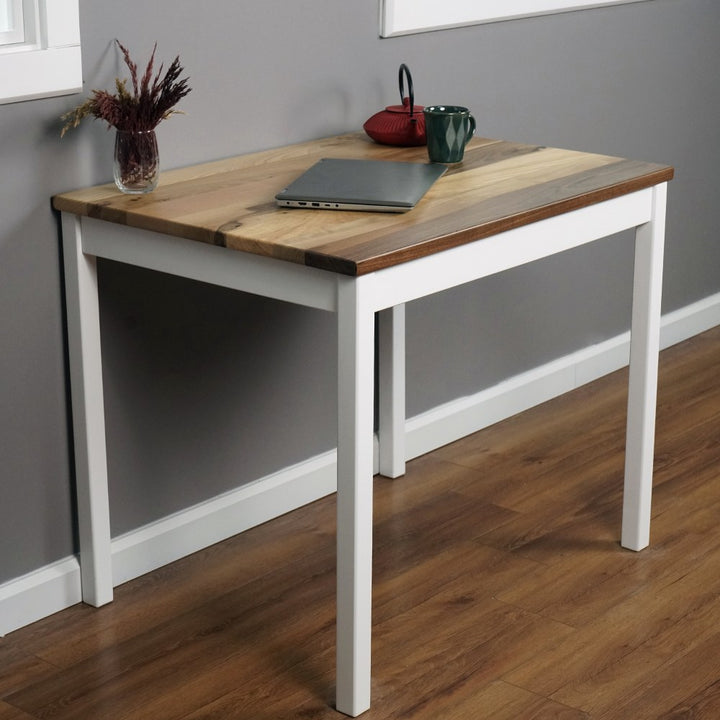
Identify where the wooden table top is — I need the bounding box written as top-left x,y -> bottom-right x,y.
53,133 -> 673,276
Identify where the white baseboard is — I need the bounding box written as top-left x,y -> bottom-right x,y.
407,293 -> 720,461
0,451 -> 341,636
2,292 -> 720,636
0,558 -> 82,637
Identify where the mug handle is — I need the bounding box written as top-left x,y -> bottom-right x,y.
466,113 -> 476,141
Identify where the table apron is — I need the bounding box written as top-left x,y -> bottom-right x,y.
78,216 -> 339,313
368,187 -> 655,312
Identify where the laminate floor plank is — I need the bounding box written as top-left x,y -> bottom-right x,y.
657,678 -> 720,720
409,680 -> 591,720
5,560 -> 338,720
0,701 -> 36,720
4,498 -> 337,670
591,630 -> 720,720
0,645 -> 58,698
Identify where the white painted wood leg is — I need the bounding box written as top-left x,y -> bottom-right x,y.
335,276 -> 375,717
378,304 -> 406,479
622,183 -> 667,551
61,213 -> 114,606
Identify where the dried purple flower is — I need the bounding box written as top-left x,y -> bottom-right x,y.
60,40 -> 191,136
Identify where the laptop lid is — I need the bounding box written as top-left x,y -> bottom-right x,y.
275,157 -> 446,212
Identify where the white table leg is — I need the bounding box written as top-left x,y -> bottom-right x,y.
378,304 -> 406,479
336,276 -> 375,717
622,183 -> 667,551
61,213 -> 113,606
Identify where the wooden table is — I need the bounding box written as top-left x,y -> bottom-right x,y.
54,133 -> 673,716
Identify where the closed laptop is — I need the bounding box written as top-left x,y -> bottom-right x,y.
275,157 -> 446,212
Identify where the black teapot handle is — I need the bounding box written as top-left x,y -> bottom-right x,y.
398,63 -> 415,119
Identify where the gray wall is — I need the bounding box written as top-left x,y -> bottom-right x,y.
1,0 -> 718,583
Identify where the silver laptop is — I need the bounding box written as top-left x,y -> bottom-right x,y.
275,157 -> 446,212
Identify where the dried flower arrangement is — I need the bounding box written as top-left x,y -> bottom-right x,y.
60,41 -> 191,193
61,40 -> 192,136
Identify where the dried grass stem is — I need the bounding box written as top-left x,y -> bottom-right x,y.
61,40 -> 191,137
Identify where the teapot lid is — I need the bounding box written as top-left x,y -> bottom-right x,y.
385,97 -> 424,115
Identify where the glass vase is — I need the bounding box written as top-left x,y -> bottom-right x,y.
113,129 -> 159,194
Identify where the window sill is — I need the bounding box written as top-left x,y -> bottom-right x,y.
0,45 -> 82,104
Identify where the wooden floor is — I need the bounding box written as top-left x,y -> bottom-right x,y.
3,326 -> 720,720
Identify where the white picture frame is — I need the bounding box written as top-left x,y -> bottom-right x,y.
380,0 -> 654,38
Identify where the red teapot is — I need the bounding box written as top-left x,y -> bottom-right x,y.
363,64 -> 426,147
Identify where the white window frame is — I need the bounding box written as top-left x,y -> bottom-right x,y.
0,0 -> 81,105
381,0 -> 655,37
0,0 -> 25,44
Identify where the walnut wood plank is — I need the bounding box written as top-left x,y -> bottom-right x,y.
53,133 -> 673,276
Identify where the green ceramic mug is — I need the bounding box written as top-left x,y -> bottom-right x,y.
423,105 -> 476,163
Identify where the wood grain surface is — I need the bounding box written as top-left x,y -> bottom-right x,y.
53,133 -> 673,276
